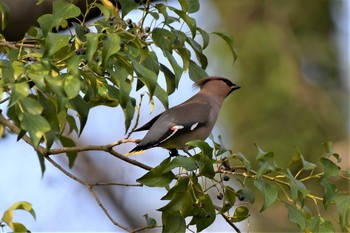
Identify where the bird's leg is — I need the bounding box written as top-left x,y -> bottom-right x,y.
168,148 -> 179,157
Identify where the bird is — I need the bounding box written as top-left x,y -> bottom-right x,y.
129,76 -> 240,155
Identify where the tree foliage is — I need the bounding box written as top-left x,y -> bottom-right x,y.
0,0 -> 348,232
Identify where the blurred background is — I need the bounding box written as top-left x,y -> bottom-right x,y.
0,0 -> 348,232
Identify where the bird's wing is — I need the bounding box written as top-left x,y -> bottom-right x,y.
131,102 -> 211,151
133,113 -> 162,132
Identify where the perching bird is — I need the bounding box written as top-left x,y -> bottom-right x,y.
129,76 -> 240,155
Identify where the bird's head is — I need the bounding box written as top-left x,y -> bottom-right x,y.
194,76 -> 240,97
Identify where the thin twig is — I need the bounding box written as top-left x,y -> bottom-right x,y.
0,111 -> 150,231
213,205 -> 241,233
90,182 -> 143,187
126,93 -> 144,139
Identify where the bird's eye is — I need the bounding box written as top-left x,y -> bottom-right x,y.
223,79 -> 234,87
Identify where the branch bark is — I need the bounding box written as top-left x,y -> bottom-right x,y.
0,110 -> 155,232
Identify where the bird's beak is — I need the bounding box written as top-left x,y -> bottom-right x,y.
232,85 -> 241,91
228,85 -> 240,96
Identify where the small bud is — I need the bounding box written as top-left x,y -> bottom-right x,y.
126,18 -> 132,25
238,193 -> 245,201
223,175 -> 230,181
217,192 -> 224,200
144,26 -> 151,33
75,48 -> 86,55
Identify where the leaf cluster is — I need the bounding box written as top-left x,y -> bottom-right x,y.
0,0 -> 234,173
0,201 -> 36,233
138,140 -> 349,232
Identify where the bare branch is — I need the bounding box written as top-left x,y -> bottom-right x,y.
0,110 -> 152,231
91,182 -> 143,187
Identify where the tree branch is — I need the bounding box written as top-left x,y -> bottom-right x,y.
0,110 -> 152,231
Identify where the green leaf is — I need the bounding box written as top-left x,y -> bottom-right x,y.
232,152 -> 251,171
1,201 -> 36,232
154,84 -> 169,110
322,141 -> 341,162
160,64 -> 176,95
102,33 -> 121,66
52,0 -> 81,29
19,96 -> 44,115
1,210 -> 13,229
256,160 -> 274,178
64,75 -> 81,99
162,211 -> 186,233
188,60 -> 208,82
172,29 -> 187,49
212,32 -> 237,63
178,0 -> 188,12
176,47 -> 191,71
288,147 -> 316,170
36,151 -> 46,176
132,59 -> 158,96
143,214 -> 157,227
306,216 -> 335,233
155,4 -> 178,25
9,82 -> 29,107
163,156 -> 198,172
161,176 -> 189,201
254,178 -> 278,212
187,0 -> 200,13
137,157 -> 175,187
163,50 -> 182,88
197,27 -> 209,49
12,223 -> 28,233
67,95 -> 89,135
67,55 -> 81,77
27,63 -> 49,90
44,33 -> 70,57
137,170 -> 174,187
190,194 -> 216,232
186,140 -> 213,157
86,33 -> 101,63
285,203 -> 306,230
37,14 -> 54,36
71,22 -> 87,43
170,8 -> 196,38
95,3 -> 111,20
118,0 -> 138,19
8,201 -> 36,220
320,157 -> 340,179
123,97 -> 135,133
21,112 -> 51,147
321,181 -> 337,209
186,37 -> 207,69
255,143 -> 274,160
12,61 -> 25,79
285,169 -> 309,201
109,66 -> 131,108
232,206 -> 250,222
158,190 -> 193,213
152,28 -> 176,52
220,186 -> 236,213
60,136 -> 77,168
334,195 -> 350,232
0,1 -> 10,30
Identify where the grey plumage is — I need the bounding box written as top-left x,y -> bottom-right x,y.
129,76 -> 240,153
